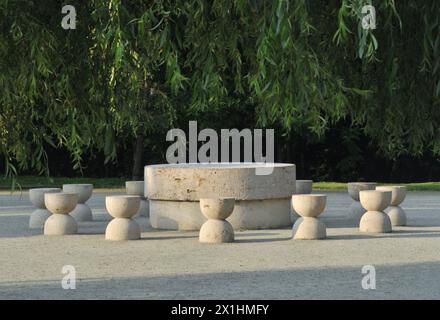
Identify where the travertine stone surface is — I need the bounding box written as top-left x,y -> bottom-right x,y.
291,194 -> 326,218
63,184 -> 94,222
199,198 -> 235,220
199,198 -> 235,243
387,206 -> 407,226
376,186 -> 407,206
145,163 -> 296,201
149,198 -> 291,231
359,190 -> 391,212
293,217 -> 326,240
347,182 -> 377,221
291,194 -> 327,240
125,181 -> 146,199
199,220 -> 234,243
29,188 -> 61,229
359,190 -> 392,233
29,188 -> 62,209
44,193 -> 78,235
105,218 -> 141,241
376,186 -> 407,226
145,163 -> 296,230
62,184 -> 93,204
105,196 -> 141,240
347,182 -> 377,202
291,180 -> 313,221
44,214 -> 78,235
45,193 -> 78,215
125,181 -> 149,218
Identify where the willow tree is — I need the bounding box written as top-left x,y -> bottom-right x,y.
1,0 -> 440,180
1,0 -> 182,180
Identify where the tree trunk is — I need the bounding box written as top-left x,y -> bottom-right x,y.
132,133 -> 145,180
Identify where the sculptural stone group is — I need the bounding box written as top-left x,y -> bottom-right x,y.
105,195 -> 141,241
26,165 -> 409,243
44,192 -> 79,235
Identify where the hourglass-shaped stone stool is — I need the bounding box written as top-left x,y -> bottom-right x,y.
376,186 -> 407,226
292,194 -> 327,240
290,180 -> 313,222
44,193 -> 79,235
29,188 -> 61,229
62,184 -> 93,222
359,190 -> 392,233
105,196 -> 141,240
125,181 -> 149,218
199,198 -> 235,243
347,182 -> 377,221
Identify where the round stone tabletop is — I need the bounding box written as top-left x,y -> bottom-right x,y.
145,162 -> 296,201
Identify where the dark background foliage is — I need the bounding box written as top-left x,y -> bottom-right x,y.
1,0 -> 440,182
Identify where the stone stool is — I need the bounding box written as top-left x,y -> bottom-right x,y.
376,186 -> 407,226
105,196 -> 141,240
291,180 -> 313,222
292,194 -> 327,240
125,181 -> 149,218
359,190 -> 392,233
347,182 -> 377,221
29,188 -> 61,229
62,184 -> 93,222
44,193 -> 79,235
199,198 -> 235,243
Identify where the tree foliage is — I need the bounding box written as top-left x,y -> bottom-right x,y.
1,0 -> 440,178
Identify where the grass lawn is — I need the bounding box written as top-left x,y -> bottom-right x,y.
313,181 -> 440,191
0,176 -> 126,190
1,176 -> 440,191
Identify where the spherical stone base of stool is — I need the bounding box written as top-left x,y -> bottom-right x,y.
29,209 -> 51,229
290,207 -> 300,223
292,217 -> 304,236
134,199 -> 149,218
293,217 -> 326,240
386,206 -> 406,226
347,201 -> 366,221
359,211 -> 392,233
105,218 -> 141,241
70,204 -> 93,222
199,220 -> 234,243
44,214 -> 78,235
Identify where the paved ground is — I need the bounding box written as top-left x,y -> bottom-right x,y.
0,190 -> 440,299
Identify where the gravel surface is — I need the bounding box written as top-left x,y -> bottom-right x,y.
0,190 -> 439,299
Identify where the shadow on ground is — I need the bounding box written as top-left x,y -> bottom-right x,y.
1,262 -> 440,299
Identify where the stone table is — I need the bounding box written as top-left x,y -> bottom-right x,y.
145,163 -> 296,230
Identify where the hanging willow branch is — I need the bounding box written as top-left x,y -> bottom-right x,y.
1,0 -> 440,178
